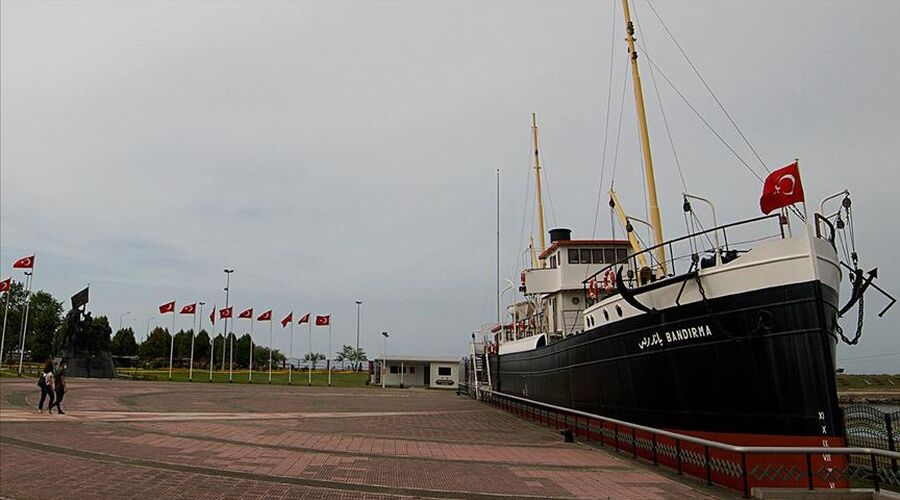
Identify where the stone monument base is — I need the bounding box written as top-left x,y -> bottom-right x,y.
57,351 -> 117,378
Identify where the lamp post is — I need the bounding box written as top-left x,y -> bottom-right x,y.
381,331 -> 389,389
355,300 -> 362,371
119,311 -> 131,331
223,269 -> 233,380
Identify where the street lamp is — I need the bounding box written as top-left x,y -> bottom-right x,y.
223,269 -> 234,381
355,300 -> 362,371
381,331 -> 389,389
119,311 -> 131,331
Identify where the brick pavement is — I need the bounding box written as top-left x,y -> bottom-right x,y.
0,378 -> 720,499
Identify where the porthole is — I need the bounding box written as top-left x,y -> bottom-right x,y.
572,296 -> 580,305
603,309 -> 609,321
615,305 -> 623,317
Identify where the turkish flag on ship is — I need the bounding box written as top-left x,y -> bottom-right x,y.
159,301 -> 176,314
760,161 -> 805,215
12,255 -> 34,269
280,312 -> 293,327
209,305 -> 216,325
257,310 -> 272,321
238,307 -> 253,319
180,303 -> 197,314
298,313 -> 310,325
219,306 -> 233,319
0,277 -> 11,293
315,315 -> 330,326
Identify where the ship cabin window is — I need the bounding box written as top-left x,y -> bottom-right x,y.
568,249 -> 579,264
617,248 -> 628,261
390,365 -> 399,374
604,249 -> 617,264
549,255 -> 557,269
438,367 -> 452,376
409,366 -> 415,374
580,249 -> 592,264
592,249 -> 604,264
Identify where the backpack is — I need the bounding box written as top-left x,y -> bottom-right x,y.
37,372 -> 46,388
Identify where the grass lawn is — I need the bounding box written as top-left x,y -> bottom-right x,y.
116,367 -> 370,387
836,373 -> 900,391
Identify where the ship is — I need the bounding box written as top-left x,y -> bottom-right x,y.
479,0 -> 896,453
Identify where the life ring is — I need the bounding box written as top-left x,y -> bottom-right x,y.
601,268 -> 616,293
588,278 -> 600,300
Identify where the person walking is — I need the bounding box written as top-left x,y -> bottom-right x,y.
37,361 -> 55,414
51,359 -> 67,415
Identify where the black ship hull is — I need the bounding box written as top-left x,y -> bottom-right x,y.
490,279 -> 844,444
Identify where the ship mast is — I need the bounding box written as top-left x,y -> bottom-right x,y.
622,0 -> 667,275
531,113 -> 547,268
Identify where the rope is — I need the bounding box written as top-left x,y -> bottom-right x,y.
591,0 -> 619,240
645,0 -> 769,173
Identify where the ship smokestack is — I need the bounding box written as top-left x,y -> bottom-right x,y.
549,228 -> 571,243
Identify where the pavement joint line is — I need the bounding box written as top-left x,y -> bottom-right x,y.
0,436 -> 580,500
88,420 -> 631,471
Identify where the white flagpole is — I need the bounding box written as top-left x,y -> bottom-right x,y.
327,321 -> 332,387
229,322 -> 234,383
209,305 -> 216,382
307,316 -> 312,386
191,304 -> 201,382
168,305 -> 176,381
288,318 -> 294,385
1,284 -> 12,367
268,316 -> 273,383
17,268 -> 34,375
248,317 -> 254,383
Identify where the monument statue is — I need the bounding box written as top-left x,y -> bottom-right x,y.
57,286 -> 117,378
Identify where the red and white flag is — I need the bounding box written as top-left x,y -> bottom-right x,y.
159,301 -> 176,314
209,305 -> 216,325
238,307 -> 253,319
298,312 -> 310,325
760,161 -> 805,215
257,310 -> 272,321
315,315 -> 330,326
12,255 -> 34,269
219,306 -> 233,319
0,277 -> 10,293
180,303 -> 197,314
280,312 -> 293,328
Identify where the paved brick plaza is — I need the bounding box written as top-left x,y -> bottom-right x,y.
0,378 -> 719,499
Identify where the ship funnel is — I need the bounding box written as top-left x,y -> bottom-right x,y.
549,228 -> 571,243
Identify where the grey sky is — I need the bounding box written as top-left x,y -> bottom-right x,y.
1,1 -> 898,372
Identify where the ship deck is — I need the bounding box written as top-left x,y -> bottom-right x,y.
0,377 -> 728,499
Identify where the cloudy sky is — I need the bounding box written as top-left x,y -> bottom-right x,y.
2,0 -> 898,372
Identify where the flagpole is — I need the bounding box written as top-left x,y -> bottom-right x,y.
209,314 -> 215,382
248,317 -> 254,383
288,319 -> 294,385
191,304 -> 202,382
327,322 -> 332,387
268,317 -> 273,384
1,285 -> 11,368
307,317 -> 312,386
17,267 -> 34,375
229,330 -> 234,383
168,305 -> 176,380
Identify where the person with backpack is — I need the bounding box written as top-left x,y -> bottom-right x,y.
37,360 -> 55,414
51,359 -> 68,415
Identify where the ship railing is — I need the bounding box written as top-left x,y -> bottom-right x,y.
583,213 -> 784,290
483,389 -> 900,497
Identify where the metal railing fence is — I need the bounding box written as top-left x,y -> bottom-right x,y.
482,389 -> 900,497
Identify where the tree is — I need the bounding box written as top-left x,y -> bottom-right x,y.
24,291 -> 64,362
81,315 -> 112,354
353,347 -> 368,371
235,334 -> 252,368
174,329 -> 192,361
303,352 -> 326,369
139,327 -> 170,363
0,281 -> 63,363
110,328 -> 138,356
195,330 -> 210,363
